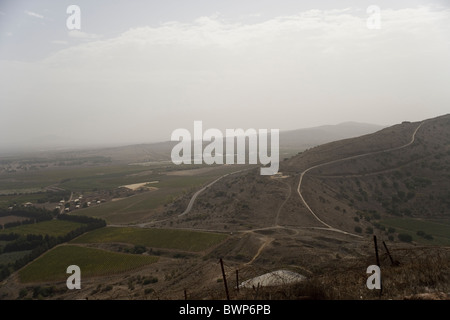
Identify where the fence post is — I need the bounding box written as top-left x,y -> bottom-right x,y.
373,235 -> 380,267
220,258 -> 230,300
382,241 -> 397,266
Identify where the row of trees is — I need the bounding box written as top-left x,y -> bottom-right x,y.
2,234 -> 46,253
0,207 -> 53,219
0,207 -> 53,230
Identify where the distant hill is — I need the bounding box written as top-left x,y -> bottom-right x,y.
1,122 -> 384,163
280,122 -> 385,151
284,114 -> 450,224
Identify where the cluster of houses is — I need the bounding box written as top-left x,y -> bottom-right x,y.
54,195 -> 105,213
10,193 -> 108,214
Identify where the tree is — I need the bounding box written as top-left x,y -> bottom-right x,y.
398,233 -> 412,243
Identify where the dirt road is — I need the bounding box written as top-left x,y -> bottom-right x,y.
296,121 -> 425,238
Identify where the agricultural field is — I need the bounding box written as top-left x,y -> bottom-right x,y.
71,227 -> 228,252
74,187 -> 183,224
381,218 -> 450,246
0,220 -> 85,237
18,245 -> 159,283
0,162 -> 236,195
0,158 -> 248,224
73,165 -> 245,224
0,165 -> 154,194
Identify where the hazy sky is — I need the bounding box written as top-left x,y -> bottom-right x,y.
0,0 -> 449,150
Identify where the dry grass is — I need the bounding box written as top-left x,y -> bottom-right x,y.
230,247 -> 450,300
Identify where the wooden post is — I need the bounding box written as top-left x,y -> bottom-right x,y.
382,241 -> 397,266
220,258 -> 230,300
373,235 -> 380,267
236,269 -> 239,293
184,289 -> 187,300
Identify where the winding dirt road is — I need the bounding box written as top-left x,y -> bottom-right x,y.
178,167 -> 254,217
274,180 -> 291,226
296,121 -> 425,238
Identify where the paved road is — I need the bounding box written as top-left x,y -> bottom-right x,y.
296,121 -> 425,238
59,191 -> 73,214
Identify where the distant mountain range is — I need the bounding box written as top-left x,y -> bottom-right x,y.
279,122 -> 385,152
3,121 -> 385,162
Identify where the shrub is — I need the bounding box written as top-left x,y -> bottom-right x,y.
102,285 -> 113,292
133,245 -> 146,254
354,226 -> 362,233
19,288 -> 28,299
424,234 -> 434,240
373,223 -> 385,231
143,277 -> 158,285
398,233 -> 412,243
144,288 -> 154,295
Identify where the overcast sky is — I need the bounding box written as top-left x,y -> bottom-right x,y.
0,0 -> 449,150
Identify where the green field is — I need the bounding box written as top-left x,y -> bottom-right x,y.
0,163 -> 238,194
72,227 -> 228,252
381,218 -> 450,245
0,220 -> 85,237
0,165 -> 149,192
18,245 -> 159,283
74,188 -> 179,224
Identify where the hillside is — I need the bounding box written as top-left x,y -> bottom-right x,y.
164,115 -> 449,235
282,114 -> 450,235
152,114 -> 450,299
